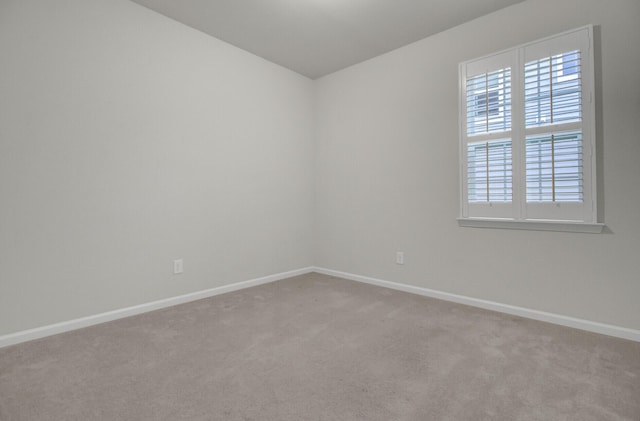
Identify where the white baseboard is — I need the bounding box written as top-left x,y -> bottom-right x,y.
0,267 -> 314,349
4,266 -> 637,348
313,267 -> 640,342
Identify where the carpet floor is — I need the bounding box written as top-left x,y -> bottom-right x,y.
1,273 -> 639,420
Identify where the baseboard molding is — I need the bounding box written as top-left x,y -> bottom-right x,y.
313,267 -> 640,342
4,266 -> 637,348
0,267 -> 314,349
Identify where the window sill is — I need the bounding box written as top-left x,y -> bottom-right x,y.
457,218 -> 604,233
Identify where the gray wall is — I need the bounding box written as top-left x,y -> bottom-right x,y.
2,0 -> 639,337
0,0 -> 314,335
315,0 -> 640,330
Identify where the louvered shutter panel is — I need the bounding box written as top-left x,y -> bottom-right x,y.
463,64 -> 513,213
466,68 -> 512,135
525,51 -> 582,127
523,50 -> 585,205
526,131 -> 583,202
468,140 -> 512,203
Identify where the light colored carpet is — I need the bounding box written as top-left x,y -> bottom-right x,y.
1,273 -> 639,420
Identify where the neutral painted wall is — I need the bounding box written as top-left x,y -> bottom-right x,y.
0,0 -> 314,335
2,0 -> 638,338
315,0 -> 640,330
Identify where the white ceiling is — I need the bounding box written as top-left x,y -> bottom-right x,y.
130,0 -> 524,79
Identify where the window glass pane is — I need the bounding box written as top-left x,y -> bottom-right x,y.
526,131 -> 583,202
525,51 -> 581,127
466,68 -> 511,135
467,139 -> 512,202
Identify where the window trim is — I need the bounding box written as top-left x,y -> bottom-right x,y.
458,25 -> 600,232
457,218 -> 604,234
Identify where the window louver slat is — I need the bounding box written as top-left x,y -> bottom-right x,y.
467,140 -> 512,203
466,68 -> 511,136
525,51 -> 582,127
526,131 -> 583,202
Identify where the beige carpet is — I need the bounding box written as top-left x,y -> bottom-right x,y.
1,273 -> 639,420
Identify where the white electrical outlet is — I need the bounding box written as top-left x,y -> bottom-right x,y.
396,252 -> 404,265
173,259 -> 184,274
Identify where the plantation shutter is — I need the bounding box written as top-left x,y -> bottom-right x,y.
461,51 -> 516,219
521,29 -> 594,222
459,26 -> 598,228
524,51 -> 583,204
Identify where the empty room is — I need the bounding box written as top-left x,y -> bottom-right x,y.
1,0 -> 639,419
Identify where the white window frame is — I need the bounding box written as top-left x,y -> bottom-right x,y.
458,26 -> 603,233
